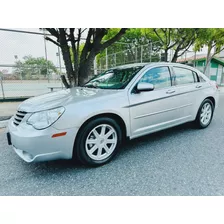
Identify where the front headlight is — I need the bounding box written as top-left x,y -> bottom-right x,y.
27,107 -> 65,130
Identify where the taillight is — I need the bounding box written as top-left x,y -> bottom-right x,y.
210,81 -> 218,89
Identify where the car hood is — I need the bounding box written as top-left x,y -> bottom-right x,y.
18,87 -> 124,113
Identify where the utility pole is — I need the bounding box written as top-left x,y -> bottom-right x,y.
57,46 -> 63,87
57,46 -> 62,75
43,29 -> 49,83
0,76 -> 5,99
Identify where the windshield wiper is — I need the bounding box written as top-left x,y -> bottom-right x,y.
84,84 -> 101,89
84,82 -> 100,89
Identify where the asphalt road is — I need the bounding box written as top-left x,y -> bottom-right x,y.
1,94 -> 224,196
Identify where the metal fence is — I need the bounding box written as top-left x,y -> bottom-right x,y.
0,65 -> 66,99
97,43 -> 163,73
0,28 -> 65,99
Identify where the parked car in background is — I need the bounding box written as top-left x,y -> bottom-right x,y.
7,63 -> 219,166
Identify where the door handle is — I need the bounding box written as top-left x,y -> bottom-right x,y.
166,90 -> 176,94
196,85 -> 202,88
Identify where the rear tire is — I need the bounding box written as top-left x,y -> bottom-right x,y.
74,117 -> 122,167
194,99 -> 214,129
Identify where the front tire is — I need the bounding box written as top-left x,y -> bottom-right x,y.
194,99 -> 214,129
74,117 -> 122,166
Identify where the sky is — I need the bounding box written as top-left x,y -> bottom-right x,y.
0,28 -> 64,72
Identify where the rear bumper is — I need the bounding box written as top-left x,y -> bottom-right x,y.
7,117 -> 79,163
215,90 -> 219,109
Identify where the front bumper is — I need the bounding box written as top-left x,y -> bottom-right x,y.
7,117 -> 79,163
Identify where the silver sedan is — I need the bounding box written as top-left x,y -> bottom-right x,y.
7,63 -> 219,166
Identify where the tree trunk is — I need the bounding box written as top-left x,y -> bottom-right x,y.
61,75 -> 69,88
204,58 -> 211,77
171,50 -> 179,62
60,44 -> 75,87
164,49 -> 168,62
78,53 -> 96,86
58,29 -> 75,87
204,44 -> 212,76
45,28 -> 127,88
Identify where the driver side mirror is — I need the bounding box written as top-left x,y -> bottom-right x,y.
137,82 -> 154,92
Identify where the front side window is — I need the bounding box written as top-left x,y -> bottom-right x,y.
173,67 -> 195,85
139,66 -> 171,89
84,66 -> 144,89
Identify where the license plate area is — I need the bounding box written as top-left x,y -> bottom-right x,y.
7,132 -> 12,145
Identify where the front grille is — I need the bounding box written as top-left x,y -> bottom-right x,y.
13,111 -> 27,126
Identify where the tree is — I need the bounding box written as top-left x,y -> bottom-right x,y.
153,28 -> 199,62
44,28 -> 127,87
96,28 -> 162,68
97,28 -> 199,67
194,28 -> 224,75
14,55 -> 57,80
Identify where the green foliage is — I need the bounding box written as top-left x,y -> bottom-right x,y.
97,28 -> 162,67
14,55 -> 57,79
97,28 -> 199,65
194,28 -> 224,53
194,28 -> 224,74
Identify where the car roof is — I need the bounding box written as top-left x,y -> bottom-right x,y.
110,63 -> 149,70
110,62 -> 202,72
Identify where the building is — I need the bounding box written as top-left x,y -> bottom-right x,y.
177,55 -> 224,85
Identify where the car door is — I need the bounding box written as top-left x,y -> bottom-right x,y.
171,66 -> 203,120
128,66 -> 183,139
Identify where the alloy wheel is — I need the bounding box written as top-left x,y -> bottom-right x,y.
200,102 -> 212,126
85,124 -> 118,161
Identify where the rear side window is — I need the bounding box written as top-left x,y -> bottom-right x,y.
139,66 -> 171,89
173,67 -> 195,85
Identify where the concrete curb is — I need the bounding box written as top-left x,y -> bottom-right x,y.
0,120 -> 9,129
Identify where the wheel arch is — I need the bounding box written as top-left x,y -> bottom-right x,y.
73,112 -> 128,152
194,96 -> 215,120
191,95 -> 215,122
205,96 -> 215,108
194,96 -> 215,129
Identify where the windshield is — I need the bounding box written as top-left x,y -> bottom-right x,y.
84,65 -> 144,89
